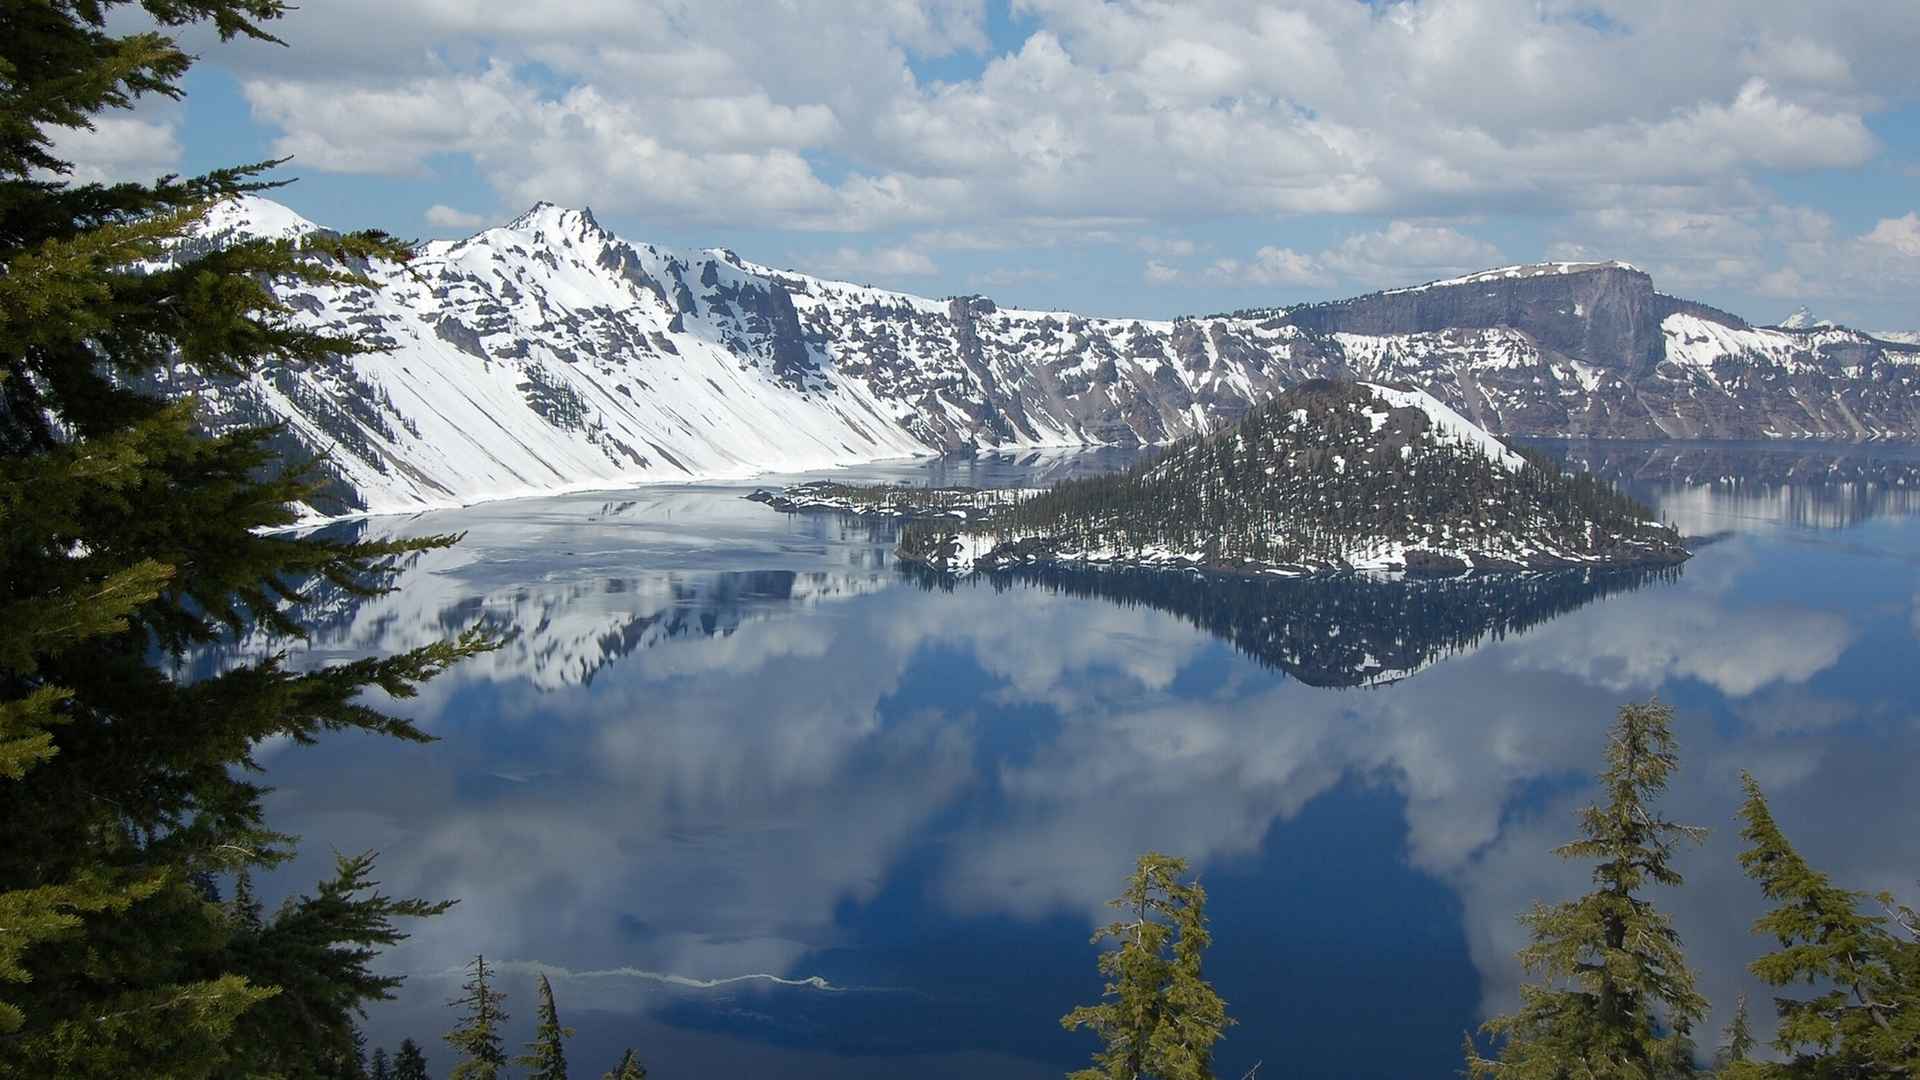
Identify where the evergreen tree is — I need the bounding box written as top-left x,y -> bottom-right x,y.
336,1023 -> 371,1080
1061,852 -> 1234,1080
393,1038 -> 432,1080
1711,994 -> 1762,1078
371,1046 -> 393,1080
0,2 -> 489,1076
1467,700 -> 1709,1079
519,973 -> 576,1080
445,955 -> 511,1080
602,1048 -> 649,1080
1734,773 -> 1919,1077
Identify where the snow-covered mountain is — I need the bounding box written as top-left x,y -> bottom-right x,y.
1777,305 -> 1835,330
149,197 -> 1920,520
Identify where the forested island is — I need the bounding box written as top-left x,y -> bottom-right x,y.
889,380 -> 1689,577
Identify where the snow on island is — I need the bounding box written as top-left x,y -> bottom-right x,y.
746,481 -> 1041,522
887,380 -> 1689,578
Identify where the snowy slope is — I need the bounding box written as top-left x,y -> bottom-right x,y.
1363,382 -> 1526,473
147,198 -> 1920,520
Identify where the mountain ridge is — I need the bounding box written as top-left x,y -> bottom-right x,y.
148,197 -> 1920,521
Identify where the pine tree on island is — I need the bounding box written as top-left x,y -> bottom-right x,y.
1467,700 -> 1708,1079
370,1046 -> 393,1080
519,973 -> 577,1080
445,955 -> 511,1080
1061,852 -> 1234,1080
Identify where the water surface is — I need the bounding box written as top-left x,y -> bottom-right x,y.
238,441 -> 1920,1078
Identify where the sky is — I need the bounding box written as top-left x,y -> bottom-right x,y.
53,0 -> 1920,327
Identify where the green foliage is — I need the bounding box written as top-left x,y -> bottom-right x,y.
1733,774 -> 1919,1077
519,972 -> 576,1080
226,853 -> 458,1079
0,1 -> 487,1075
393,1037 -> 432,1080
371,1046 -> 393,1080
1467,700 -> 1708,1080
1712,994 -> 1767,1079
602,1048 -> 649,1080
445,955 -> 510,1080
1062,852 -> 1234,1080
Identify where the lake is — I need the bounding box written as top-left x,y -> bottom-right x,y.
230,440 -> 1920,1078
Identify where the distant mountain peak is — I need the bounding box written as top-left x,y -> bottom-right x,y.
197,194 -> 321,243
505,200 -> 607,242
1777,305 -> 1836,330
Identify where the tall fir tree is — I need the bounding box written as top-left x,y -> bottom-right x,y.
1467,700 -> 1709,1080
393,1037 -> 433,1080
1734,773 -> 1919,1077
1712,994 -> 1763,1079
1061,852 -> 1234,1080
602,1049 -> 648,1080
371,1046 -> 393,1080
0,2 -> 489,1076
445,955 -> 511,1080
519,972 -> 576,1080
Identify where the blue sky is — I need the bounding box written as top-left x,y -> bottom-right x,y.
59,0 -> 1920,327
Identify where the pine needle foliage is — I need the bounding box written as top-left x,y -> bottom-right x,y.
0,2 -> 490,1075
602,1048 -> 649,1080
445,955 -> 510,1080
1712,994 -> 1765,1079
392,1037 -> 432,1080
1733,774 -> 1919,1077
519,972 -> 576,1080
1467,700 -> 1708,1080
1062,852 -> 1234,1080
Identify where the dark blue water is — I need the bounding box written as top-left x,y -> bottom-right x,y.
240,442 -> 1920,1079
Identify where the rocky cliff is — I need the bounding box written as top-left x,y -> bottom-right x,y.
149,198 -> 1920,519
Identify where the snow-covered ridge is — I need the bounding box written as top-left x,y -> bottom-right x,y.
141,197 -> 1920,522
1382,260 -> 1641,296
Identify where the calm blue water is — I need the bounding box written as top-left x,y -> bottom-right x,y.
239,442 -> 1920,1079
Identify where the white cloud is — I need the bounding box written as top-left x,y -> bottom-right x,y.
1318,220 -> 1505,288
1862,212 -> 1920,258
425,204 -> 488,229
807,245 -> 940,281
1138,236 -> 1198,258
1177,220 -> 1501,292
969,266 -> 1057,289
40,114 -> 182,184
1143,259 -> 1184,285
1207,246 -> 1333,288
194,0 -> 1915,243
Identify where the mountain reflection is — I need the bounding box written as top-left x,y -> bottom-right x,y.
1534,440 -> 1920,532
906,564 -> 1679,687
